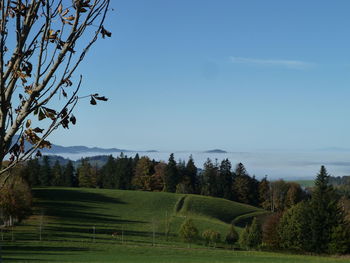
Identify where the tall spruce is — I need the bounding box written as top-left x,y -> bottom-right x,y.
219,159 -> 233,200
309,166 -> 342,253
51,160 -> 63,186
185,155 -> 197,193
200,158 -> 219,197
247,217 -> 262,249
233,163 -> 251,204
25,158 -> 41,187
101,155 -> 116,188
62,161 -> 75,187
163,153 -> 178,192
39,156 -> 51,186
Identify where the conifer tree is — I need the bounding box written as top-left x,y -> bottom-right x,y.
39,156 -> 51,186
163,153 -> 178,192
246,217 -> 262,249
239,225 -> 250,249
219,159 -> 233,200
62,161 -> 75,187
309,166 -> 343,253
51,160 -> 63,186
200,158 -> 219,197
101,155 -> 116,188
233,163 -> 251,204
78,159 -> 94,188
259,176 -> 271,210
185,155 -> 197,193
25,158 -> 41,187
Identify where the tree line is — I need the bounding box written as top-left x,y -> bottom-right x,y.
22,153 -> 308,210
178,166 -> 350,254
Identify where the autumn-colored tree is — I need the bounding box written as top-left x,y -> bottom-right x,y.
0,168 -> 32,226
149,161 -> 166,191
78,158 -> 96,188
132,156 -> 153,190
259,176 -> 271,210
0,0 -> 111,182
262,212 -> 282,248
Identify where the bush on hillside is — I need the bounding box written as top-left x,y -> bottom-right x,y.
179,218 -> 198,247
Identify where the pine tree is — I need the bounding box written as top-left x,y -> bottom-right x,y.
25,158 -> 41,187
233,163 -> 253,204
246,217 -> 262,249
278,201 -> 312,251
51,160 -> 63,186
219,159 -> 233,200
259,176 -> 271,210
62,161 -> 75,187
101,155 -> 116,188
163,153 -> 178,192
309,166 -> 343,253
328,223 -> 350,254
39,156 -> 51,186
185,155 -> 197,193
200,158 -> 219,197
78,159 -> 94,188
239,225 -> 249,249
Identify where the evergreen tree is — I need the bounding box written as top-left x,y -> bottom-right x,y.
115,153 -> 133,190
101,155 -> 116,188
175,160 -> 188,193
233,163 -> 251,204
328,223 -> 350,254
200,158 -> 219,197
278,201 -> 312,251
239,225 -> 250,249
246,217 -> 262,249
39,156 -> 51,186
78,158 -> 94,188
62,161 -> 75,187
219,159 -> 233,200
163,153 -> 179,192
25,158 -> 41,187
185,155 -> 197,193
259,176 -> 271,210
309,166 -> 343,253
51,160 -> 63,186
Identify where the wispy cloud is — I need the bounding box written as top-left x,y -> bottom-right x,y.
230,56 -> 314,70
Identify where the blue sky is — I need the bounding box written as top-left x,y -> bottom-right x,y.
50,0 -> 350,151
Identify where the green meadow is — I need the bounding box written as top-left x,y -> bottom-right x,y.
2,187 -> 348,262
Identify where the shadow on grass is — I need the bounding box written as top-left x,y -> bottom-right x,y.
31,188 -> 136,226
33,188 -> 126,205
3,244 -> 91,262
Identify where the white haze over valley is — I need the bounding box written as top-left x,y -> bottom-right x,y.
49,150 -> 350,180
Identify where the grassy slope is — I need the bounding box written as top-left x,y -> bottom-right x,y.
3,187 -> 348,262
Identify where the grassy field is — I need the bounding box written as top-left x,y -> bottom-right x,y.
2,187 -> 348,262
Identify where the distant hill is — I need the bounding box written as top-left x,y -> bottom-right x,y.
12,135 -> 130,154
204,149 -> 227,153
